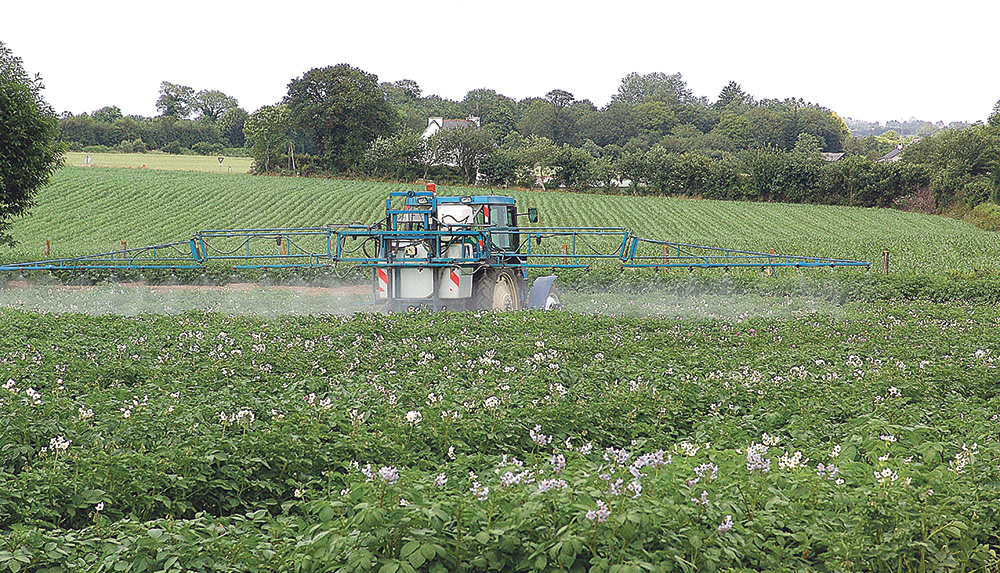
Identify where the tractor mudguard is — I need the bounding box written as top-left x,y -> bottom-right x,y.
527,275 -> 558,309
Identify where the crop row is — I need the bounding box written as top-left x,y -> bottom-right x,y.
2,303 -> 1000,570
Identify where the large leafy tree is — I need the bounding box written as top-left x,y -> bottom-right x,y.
988,99 -> 1000,128
0,41 -> 61,247
244,104 -> 291,173
193,90 -> 238,122
155,81 -> 195,118
285,64 -> 396,173
612,72 -> 696,107
218,107 -> 248,147
429,125 -> 494,184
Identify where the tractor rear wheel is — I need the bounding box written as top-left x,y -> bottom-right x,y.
471,269 -> 521,311
543,285 -> 563,310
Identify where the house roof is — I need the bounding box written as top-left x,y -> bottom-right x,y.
821,152 -> 845,162
439,119 -> 475,131
878,147 -> 904,162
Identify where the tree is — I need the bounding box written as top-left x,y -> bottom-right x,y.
382,79 -> 422,105
92,105 -> 123,123
363,130 -> 424,180
516,97 -> 556,141
193,90 -> 238,122
545,89 -> 574,109
0,41 -> 61,247
155,81 -> 195,118
461,89 -> 517,141
633,101 -> 677,135
518,135 -> 558,190
989,99 -> 1000,128
284,64 -> 396,173
551,143 -> 595,190
612,72 -> 695,106
714,81 -> 753,109
244,104 -> 291,173
429,125 -> 494,183
218,107 -> 248,147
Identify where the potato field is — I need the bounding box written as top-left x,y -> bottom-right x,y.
2,168 -> 1000,572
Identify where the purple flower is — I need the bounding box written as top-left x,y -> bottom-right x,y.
694,463 -> 719,481
378,466 -> 399,485
470,481 -> 489,501
550,453 -> 566,474
538,478 -> 568,492
718,514 -> 733,532
746,444 -> 771,473
529,425 -> 552,446
586,500 -> 611,523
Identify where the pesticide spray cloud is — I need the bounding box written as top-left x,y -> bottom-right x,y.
0,282 -> 372,316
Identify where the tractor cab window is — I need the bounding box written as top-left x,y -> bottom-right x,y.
507,206 -> 520,252
471,203 -> 515,250
490,204 -> 512,250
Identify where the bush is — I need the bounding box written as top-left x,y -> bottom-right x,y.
116,138 -> 147,153
962,177 -> 995,209
191,141 -> 224,156
963,202 -> 1000,232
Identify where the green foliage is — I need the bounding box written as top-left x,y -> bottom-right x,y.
244,105 -> 291,173
0,41 -> 62,248
990,99 -> 1000,128
218,107 -> 248,148
3,300 -> 1000,570
364,131 -> 425,181
285,64 -> 397,174
904,123 -> 1000,208
192,89 -> 238,122
155,81 -> 195,119
428,126 -> 494,184
91,105 -> 123,123
962,201 -> 1000,232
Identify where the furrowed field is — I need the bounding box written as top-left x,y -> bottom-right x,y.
3,166 -> 1000,572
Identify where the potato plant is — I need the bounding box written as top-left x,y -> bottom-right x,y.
2,300 -> 1000,571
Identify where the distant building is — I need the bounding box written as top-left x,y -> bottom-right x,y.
421,116 -> 481,139
878,144 -> 905,163
821,152 -> 845,162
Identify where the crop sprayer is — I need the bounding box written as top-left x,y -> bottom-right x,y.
0,184 -> 871,311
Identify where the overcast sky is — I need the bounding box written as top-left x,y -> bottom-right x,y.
3,0 -> 997,125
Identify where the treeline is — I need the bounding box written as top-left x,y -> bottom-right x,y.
54,64 -> 998,213
903,111 -> 1000,210
57,82 -> 247,155
363,128 -> 928,207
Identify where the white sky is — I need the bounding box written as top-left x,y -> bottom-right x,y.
3,0 -> 997,125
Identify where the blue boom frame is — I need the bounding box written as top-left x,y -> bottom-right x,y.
0,191 -> 872,280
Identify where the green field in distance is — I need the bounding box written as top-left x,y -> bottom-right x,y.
63,152 -> 253,174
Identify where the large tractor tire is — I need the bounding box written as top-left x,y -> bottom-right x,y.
471,269 -> 522,311
542,285 -> 562,310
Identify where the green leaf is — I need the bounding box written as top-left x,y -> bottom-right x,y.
400,540 -> 420,557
